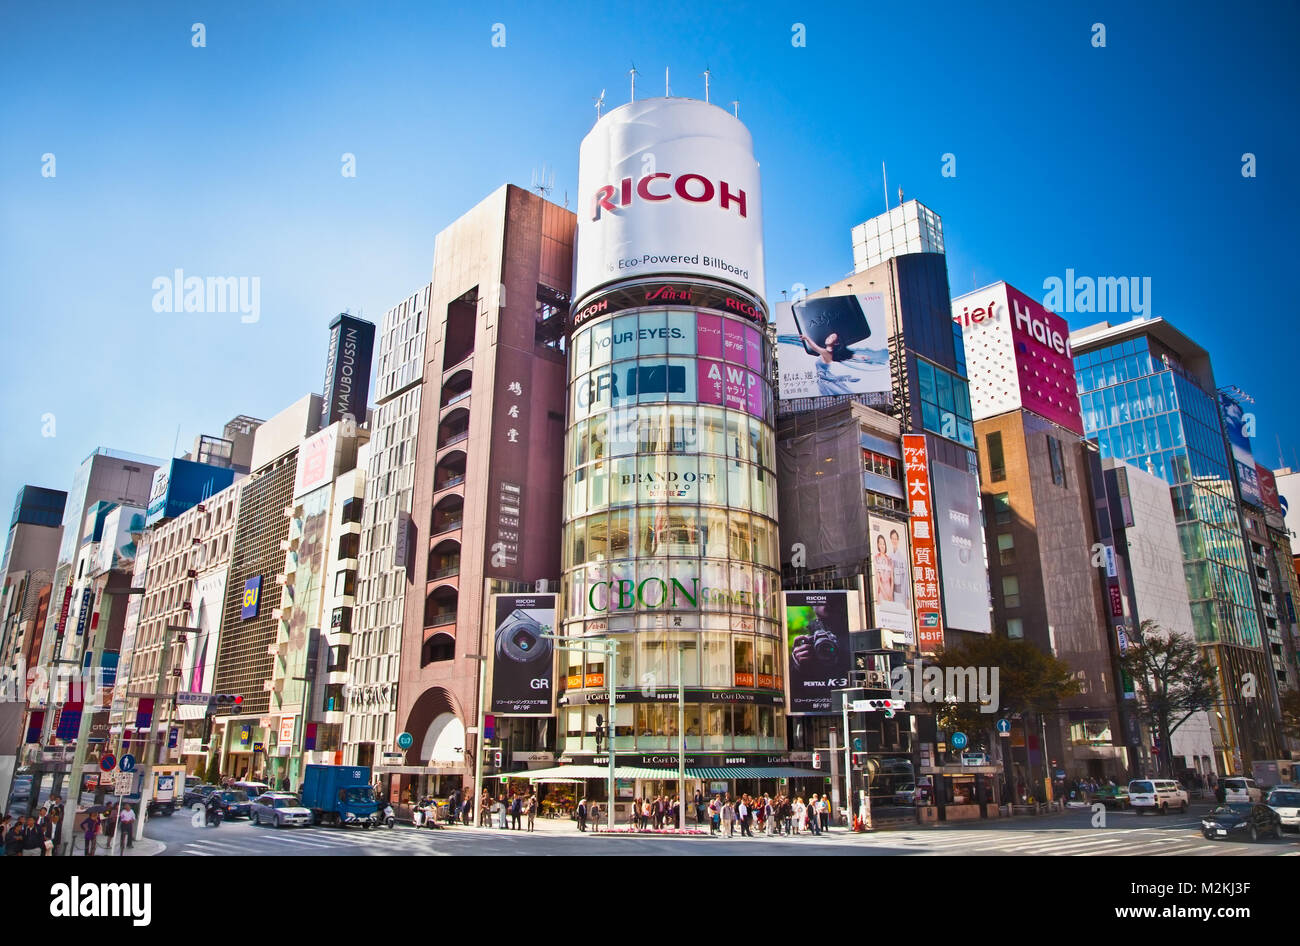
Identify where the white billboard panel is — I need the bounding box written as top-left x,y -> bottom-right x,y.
574,97 -> 764,302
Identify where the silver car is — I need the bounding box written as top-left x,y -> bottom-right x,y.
252,792 -> 312,828
1266,787 -> 1300,831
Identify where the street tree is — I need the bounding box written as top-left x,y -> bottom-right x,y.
1118,620 -> 1218,778
931,635 -> 1081,749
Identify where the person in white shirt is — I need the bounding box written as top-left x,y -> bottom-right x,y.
117,806 -> 136,851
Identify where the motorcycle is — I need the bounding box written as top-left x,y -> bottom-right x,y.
205,806 -> 223,827
374,802 -> 395,829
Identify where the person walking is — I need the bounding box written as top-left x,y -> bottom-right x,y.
4,816 -> 24,857
722,798 -> 736,837
693,790 -> 704,826
47,811 -> 64,857
117,805 -> 136,852
510,794 -> 522,831
807,794 -> 821,836
737,798 -> 750,837
576,798 -> 587,832
20,816 -> 42,856
525,794 -> 537,832
708,795 -> 720,836
589,801 -> 600,833
101,804 -> 117,853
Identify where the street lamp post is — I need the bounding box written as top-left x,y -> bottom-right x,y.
677,642 -> 686,830
467,653 -> 487,827
544,632 -> 618,831
135,623 -> 187,851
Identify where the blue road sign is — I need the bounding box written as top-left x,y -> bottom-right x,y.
996,718 -> 1011,735
119,753 -> 137,772
397,732 -> 413,750
951,732 -> 968,750
99,753 -> 117,772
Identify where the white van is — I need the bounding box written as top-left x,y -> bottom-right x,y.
1221,777 -> 1262,803
1128,778 -> 1189,814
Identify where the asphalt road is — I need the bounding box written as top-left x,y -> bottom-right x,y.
144,802 -> 1300,856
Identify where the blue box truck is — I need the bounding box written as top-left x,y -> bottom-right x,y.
299,764 -> 377,827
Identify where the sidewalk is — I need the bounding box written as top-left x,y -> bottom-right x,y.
65,837 -> 166,857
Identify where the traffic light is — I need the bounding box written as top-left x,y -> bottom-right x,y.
212,694 -> 243,708
812,751 -> 822,770
860,698 -> 903,718
493,749 -> 503,767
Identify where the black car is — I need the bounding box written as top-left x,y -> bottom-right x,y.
207,789 -> 252,820
183,784 -> 220,807
1200,803 -> 1283,842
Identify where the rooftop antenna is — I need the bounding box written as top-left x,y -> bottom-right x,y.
530,164 -> 554,198
882,162 -> 889,212
731,99 -> 740,118
702,66 -> 712,103
593,88 -> 606,121
665,67 -> 671,97
629,63 -> 638,102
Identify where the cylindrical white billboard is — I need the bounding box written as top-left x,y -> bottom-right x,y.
574,97 -> 765,304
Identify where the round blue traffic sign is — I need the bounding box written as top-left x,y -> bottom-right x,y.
397,732 -> 413,750
99,753 -> 117,772
951,732 -> 968,750
119,754 -> 137,772
996,718 -> 1011,734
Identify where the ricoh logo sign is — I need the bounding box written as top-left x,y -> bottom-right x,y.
574,97 -> 765,302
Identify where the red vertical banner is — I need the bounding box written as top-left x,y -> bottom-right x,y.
902,434 -> 944,654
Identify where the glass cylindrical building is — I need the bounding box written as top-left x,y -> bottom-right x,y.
560,97 -> 784,802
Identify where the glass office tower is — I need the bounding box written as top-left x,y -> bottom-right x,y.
1071,319 -> 1280,768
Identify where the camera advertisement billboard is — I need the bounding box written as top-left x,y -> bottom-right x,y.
868,515 -> 914,642
784,590 -> 853,715
775,294 -> 892,405
489,594 -> 557,715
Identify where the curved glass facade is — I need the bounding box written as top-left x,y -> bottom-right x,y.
560,285 -> 784,755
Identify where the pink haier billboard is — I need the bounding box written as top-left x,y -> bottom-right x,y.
1004,285 -> 1083,436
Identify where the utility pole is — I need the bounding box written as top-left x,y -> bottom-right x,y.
135,623 -> 186,846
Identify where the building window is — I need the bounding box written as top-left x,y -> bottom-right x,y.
861,449 -> 899,480
1006,618 -> 1024,639
1047,435 -> 1067,487
986,432 -> 1006,482
992,492 -> 1011,526
1001,575 -> 1020,609
997,533 -> 1015,565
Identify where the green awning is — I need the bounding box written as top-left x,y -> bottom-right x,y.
689,767 -> 825,780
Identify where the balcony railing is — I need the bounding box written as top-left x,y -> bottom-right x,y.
434,474 -> 466,491
426,610 -> 457,628
442,390 -> 471,409
432,519 -> 463,536
429,565 -> 461,580
437,431 -> 469,450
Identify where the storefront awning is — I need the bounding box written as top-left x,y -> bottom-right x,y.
690,767 -> 822,780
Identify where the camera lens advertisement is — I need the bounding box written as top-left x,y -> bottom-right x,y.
784,590 -> 853,714
489,594 -> 557,715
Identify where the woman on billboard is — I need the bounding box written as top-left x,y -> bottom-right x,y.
799,332 -> 874,396
872,534 -> 894,603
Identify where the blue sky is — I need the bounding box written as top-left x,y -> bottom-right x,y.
2,1 -> 1298,511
